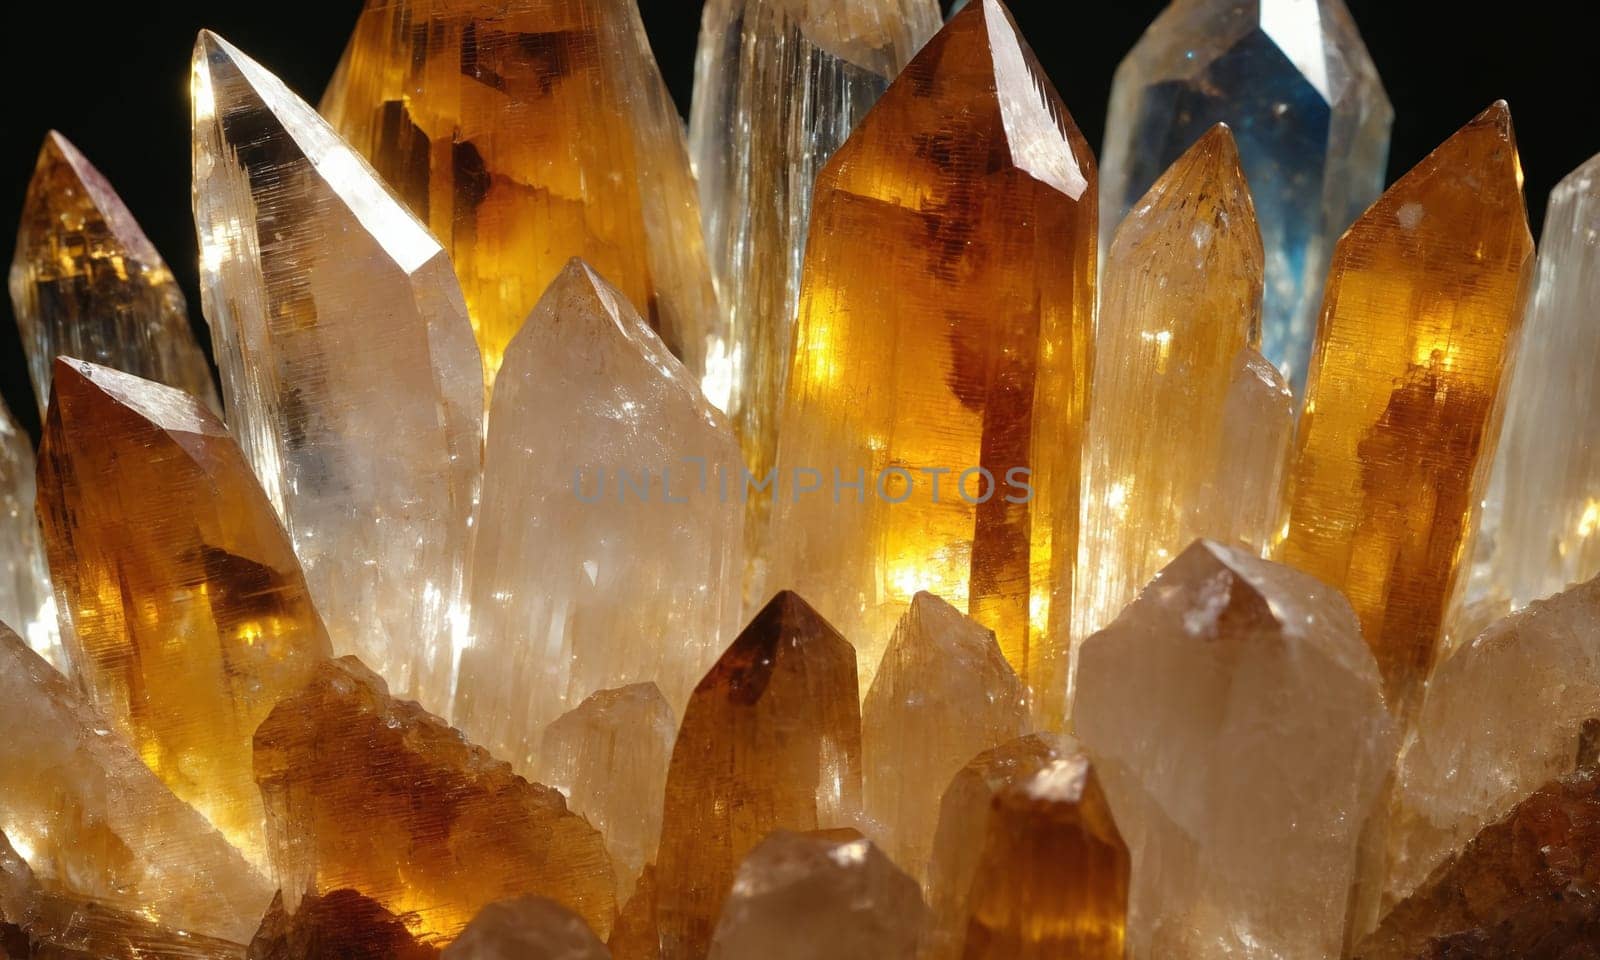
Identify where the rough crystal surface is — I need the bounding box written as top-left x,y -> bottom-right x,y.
1383,574 -> 1600,915
9,131 -> 219,418
0,622 -> 270,944
538,683 -> 676,902
0,398 -> 60,671
456,261 -> 741,774
321,0 -> 721,399
923,733 -> 1077,960
1471,151 -> 1600,616
959,756 -> 1129,960
689,0 -> 939,543
191,30 -> 483,719
764,0 -> 1096,723
442,897 -> 609,960
1074,540 -> 1396,959
1277,103 -> 1534,721
1101,0 -> 1392,391
0,832 -> 246,960
656,591 -> 862,959
1356,766 -> 1600,960
1077,124 -> 1290,655
706,830 -> 924,960
607,864 -> 659,960
36,358 -> 332,863
248,891 -> 439,960
253,657 -> 616,946
861,591 -> 1028,881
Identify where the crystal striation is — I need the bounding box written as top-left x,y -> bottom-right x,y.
607,864 -> 659,960
9,131 -> 219,418
321,0 -> 721,398
0,622 -> 270,944
706,830 -> 925,960
0,397 -> 60,671
538,683 -> 676,902
1074,540 -> 1396,959
861,591 -> 1028,881
689,0 -> 939,538
763,0 -> 1096,723
35,358 -> 332,864
191,31 -> 484,719
1277,103 -> 1534,720
1100,0 -> 1392,391
248,891 -> 439,960
441,897 -> 609,960
253,657 -> 617,945
1076,124 -> 1291,654
1471,151 -> 1600,615
455,260 -> 741,774
656,591 -> 863,959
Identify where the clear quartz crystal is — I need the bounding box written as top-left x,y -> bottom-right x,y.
0,397 -> 60,671
190,31 -> 484,720
1100,0 -> 1392,391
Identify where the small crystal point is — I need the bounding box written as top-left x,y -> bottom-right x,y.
248,890 -> 439,960
706,830 -> 925,960
253,657 -> 617,945
441,897 -> 609,960
656,591 -> 863,960
191,30 -> 484,720
321,0 -> 721,400
1278,102 -> 1534,720
1076,123 -> 1291,665
1101,0 -> 1393,391
764,0 -> 1097,725
9,131 -> 219,418
456,260 -> 742,777
1074,540 -> 1396,959
862,592 -> 1029,882
0,622 -> 271,944
0,397 -> 60,671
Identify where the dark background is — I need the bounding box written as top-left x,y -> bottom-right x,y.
1,1 -> 1593,439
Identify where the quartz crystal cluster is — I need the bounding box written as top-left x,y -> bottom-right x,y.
5,0 -> 1600,957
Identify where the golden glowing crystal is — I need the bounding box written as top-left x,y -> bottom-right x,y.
656,592 -> 863,959
9,132 -> 219,418
763,0 -> 1096,723
1076,124 -> 1291,660
253,657 -> 616,947
1278,102 -> 1534,718
321,0 -> 722,397
34,358 -> 331,865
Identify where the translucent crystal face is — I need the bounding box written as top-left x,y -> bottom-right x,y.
1101,0 -> 1393,392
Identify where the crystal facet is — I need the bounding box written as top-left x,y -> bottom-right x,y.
1100,0 -> 1392,391
35,358 -> 332,864
0,398 -> 60,671
1076,124 -> 1291,654
253,657 -> 617,946
1471,152 -> 1600,615
861,591 -> 1029,880
1074,540 -> 1396,959
608,864 -> 660,960
1277,103 -> 1534,719
191,31 -> 484,719
248,891 -> 439,960
9,131 -> 219,418
656,592 -> 863,960
688,0 -> 939,534
442,897 -> 609,960
706,830 -> 925,960
321,0 -> 722,398
763,0 -> 1096,722
538,683 -> 676,902
0,622 -> 270,944
455,261 -> 741,774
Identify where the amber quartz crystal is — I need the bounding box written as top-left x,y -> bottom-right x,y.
321,0 -> 722,397
656,592 -> 863,960
1278,102 -> 1534,718
9,132 -> 219,417
34,358 -> 331,866
764,0 -> 1096,719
